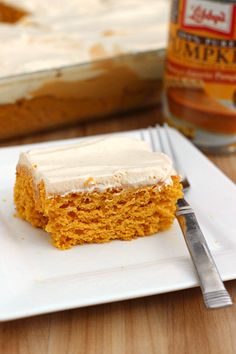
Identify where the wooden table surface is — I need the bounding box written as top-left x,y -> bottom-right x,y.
0,107 -> 236,354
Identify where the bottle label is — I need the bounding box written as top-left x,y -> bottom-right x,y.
164,0 -> 236,148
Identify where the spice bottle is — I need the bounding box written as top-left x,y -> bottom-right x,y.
163,0 -> 236,153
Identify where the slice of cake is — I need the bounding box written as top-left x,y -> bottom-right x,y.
14,137 -> 183,249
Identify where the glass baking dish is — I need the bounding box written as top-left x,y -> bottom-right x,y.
0,49 -> 166,141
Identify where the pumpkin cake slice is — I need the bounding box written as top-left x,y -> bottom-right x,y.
14,137 -> 183,249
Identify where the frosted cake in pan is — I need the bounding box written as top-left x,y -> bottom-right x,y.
0,0 -> 169,140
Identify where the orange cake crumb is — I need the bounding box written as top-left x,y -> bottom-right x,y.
13,137 -> 183,249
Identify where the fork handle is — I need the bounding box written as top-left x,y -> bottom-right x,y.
176,199 -> 232,309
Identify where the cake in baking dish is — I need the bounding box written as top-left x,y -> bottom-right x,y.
14,137 -> 183,249
0,0 -> 169,141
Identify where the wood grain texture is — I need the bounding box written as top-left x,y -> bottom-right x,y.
0,107 -> 236,354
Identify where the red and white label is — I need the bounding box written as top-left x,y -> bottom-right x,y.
182,0 -> 234,35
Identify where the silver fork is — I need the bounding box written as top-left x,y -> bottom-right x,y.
145,124 -> 232,309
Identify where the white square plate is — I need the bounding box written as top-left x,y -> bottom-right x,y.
0,128 -> 236,321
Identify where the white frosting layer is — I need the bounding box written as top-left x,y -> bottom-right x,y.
18,137 -> 175,196
0,0 -> 169,78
